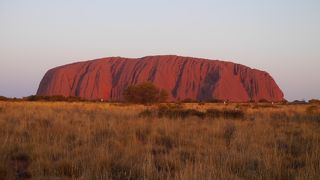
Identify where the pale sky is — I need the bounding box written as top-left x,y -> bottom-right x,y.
0,0 -> 319,101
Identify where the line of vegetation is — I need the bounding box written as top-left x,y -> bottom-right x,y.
0,81 -> 318,104
139,105 -> 245,120
24,95 -> 84,102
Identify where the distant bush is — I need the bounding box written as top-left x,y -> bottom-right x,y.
181,98 -> 196,103
309,99 -> 320,104
0,96 -> 21,101
206,99 -> 224,103
177,98 -> 224,103
158,106 -> 206,119
138,106 -> 245,120
252,103 -> 278,109
0,96 -> 9,101
280,99 -> 289,104
158,103 -> 184,110
138,109 -> 155,118
217,109 -> 245,119
24,95 -> 83,102
123,82 -> 168,104
206,109 -> 245,119
258,99 -> 269,103
290,100 -> 307,105
206,109 -> 222,118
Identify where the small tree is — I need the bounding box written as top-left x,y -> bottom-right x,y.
123,82 -> 168,104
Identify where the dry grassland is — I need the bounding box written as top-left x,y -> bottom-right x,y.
0,101 -> 319,179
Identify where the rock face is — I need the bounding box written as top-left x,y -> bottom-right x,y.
37,55 -> 284,102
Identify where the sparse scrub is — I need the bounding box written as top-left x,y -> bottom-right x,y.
0,101 -> 319,179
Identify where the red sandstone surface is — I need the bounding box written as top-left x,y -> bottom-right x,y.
37,55 -> 284,102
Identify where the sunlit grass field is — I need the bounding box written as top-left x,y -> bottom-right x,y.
0,101 -> 319,179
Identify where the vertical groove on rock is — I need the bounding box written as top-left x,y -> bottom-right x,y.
148,59 -> 159,82
198,68 -> 220,101
172,60 -> 188,98
75,63 -> 91,96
